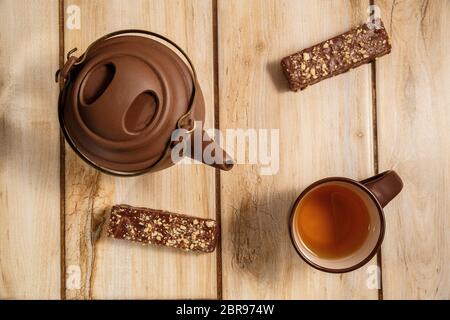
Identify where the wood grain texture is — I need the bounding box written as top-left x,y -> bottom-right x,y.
218,0 -> 379,299
375,0 -> 450,299
63,0 -> 216,299
0,0 -> 61,299
1,0 -> 447,300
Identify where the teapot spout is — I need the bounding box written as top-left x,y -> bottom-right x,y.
187,130 -> 234,171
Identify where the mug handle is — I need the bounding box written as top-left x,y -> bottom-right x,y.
360,170 -> 404,208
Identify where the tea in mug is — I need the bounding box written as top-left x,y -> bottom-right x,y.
294,184 -> 370,259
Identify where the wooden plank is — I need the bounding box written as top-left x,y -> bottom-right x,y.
63,0 -> 216,299
375,0 -> 450,299
218,0 -> 379,299
0,0 -> 61,299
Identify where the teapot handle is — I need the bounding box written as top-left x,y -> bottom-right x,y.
56,29 -> 198,84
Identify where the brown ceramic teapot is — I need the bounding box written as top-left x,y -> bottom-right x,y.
56,30 -> 233,176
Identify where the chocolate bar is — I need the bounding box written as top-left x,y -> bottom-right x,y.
281,20 -> 391,91
107,204 -> 218,253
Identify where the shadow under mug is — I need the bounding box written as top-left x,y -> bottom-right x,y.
289,170 -> 403,273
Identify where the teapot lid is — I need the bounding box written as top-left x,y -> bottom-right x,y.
58,30 -> 200,174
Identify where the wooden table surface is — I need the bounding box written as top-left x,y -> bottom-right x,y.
1,0 -> 449,299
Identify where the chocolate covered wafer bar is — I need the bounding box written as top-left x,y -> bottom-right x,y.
281,20 -> 391,91
107,204 -> 218,253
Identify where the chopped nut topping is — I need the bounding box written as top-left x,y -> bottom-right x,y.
281,19 -> 391,91
107,205 -> 218,253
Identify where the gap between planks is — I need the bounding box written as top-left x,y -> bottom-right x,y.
58,0 -> 66,300
369,0 -> 383,301
212,0 -> 223,300
371,60 -> 383,301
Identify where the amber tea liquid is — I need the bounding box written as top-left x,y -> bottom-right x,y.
295,184 -> 370,259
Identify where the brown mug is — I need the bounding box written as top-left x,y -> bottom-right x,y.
289,170 -> 403,273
